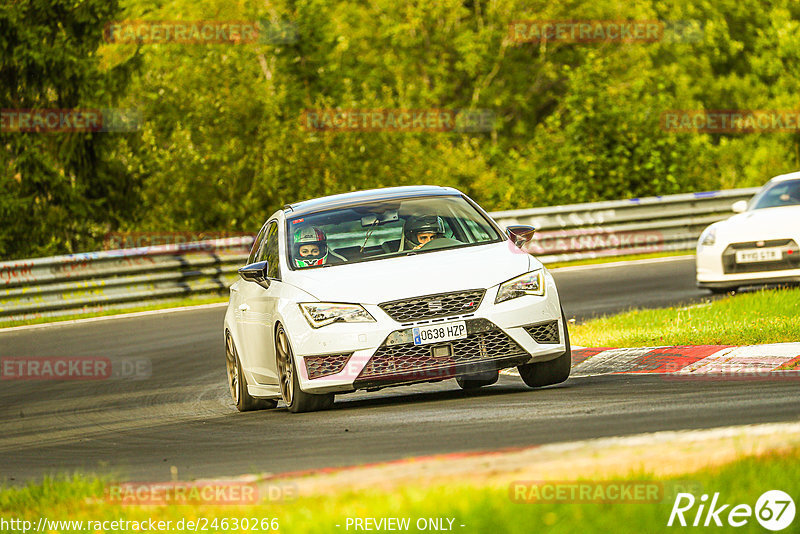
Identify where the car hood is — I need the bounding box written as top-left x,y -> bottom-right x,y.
715,206 -> 800,242
284,241 -> 533,304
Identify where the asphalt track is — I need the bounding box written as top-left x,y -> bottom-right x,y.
553,255 -> 718,320
2,256 -> 798,483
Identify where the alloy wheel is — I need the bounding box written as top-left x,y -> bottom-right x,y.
276,327 -> 294,406
225,334 -> 240,405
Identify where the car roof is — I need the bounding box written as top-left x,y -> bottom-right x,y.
768,171 -> 800,183
284,185 -> 463,216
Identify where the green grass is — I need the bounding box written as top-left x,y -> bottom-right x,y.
0,295 -> 228,330
545,249 -> 692,269
2,449 -> 798,533
570,287 -> 800,347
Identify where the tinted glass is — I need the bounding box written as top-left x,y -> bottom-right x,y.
285,195 -> 502,269
247,223 -> 268,265
750,179 -> 800,210
257,221 -> 281,279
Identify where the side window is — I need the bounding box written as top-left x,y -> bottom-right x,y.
257,222 -> 281,280
247,223 -> 269,265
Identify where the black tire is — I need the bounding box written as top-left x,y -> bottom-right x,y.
518,313 -> 572,388
225,332 -> 277,412
275,324 -> 334,413
456,370 -> 499,390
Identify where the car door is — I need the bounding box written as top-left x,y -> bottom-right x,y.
236,220 -> 283,387
229,221 -> 269,331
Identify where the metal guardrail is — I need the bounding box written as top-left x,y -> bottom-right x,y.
0,188 -> 759,322
0,238 -> 253,322
491,187 -> 759,263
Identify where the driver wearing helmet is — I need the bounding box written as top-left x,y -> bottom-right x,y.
779,181 -> 800,203
293,226 -> 329,267
403,215 -> 446,250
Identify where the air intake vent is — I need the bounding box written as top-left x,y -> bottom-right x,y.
523,320 -> 559,344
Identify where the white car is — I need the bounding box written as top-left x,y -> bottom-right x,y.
696,172 -> 800,293
224,186 -> 571,413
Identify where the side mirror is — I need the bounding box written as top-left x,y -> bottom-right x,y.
238,261 -> 270,288
731,200 -> 748,213
506,225 -> 537,248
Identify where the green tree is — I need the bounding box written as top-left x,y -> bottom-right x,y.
0,0 -> 140,259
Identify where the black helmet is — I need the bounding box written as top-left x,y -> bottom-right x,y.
404,215 -> 445,248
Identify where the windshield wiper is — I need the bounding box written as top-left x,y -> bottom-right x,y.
359,219 -> 379,253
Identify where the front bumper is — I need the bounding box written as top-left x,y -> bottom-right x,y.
696,240 -> 800,289
286,276 -> 566,394
352,317 -> 548,390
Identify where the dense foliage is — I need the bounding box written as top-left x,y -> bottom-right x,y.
0,0 -> 140,258
2,0 -> 800,259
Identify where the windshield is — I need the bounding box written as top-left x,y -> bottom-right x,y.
285,195 -> 502,269
749,179 -> 800,210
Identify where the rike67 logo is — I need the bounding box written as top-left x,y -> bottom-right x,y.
668,490 -> 795,531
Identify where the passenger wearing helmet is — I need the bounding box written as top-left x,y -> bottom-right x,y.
403,215 -> 446,250
293,226 -> 329,268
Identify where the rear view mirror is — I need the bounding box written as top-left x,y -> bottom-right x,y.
238,261 -> 270,288
506,225 -> 537,248
361,210 -> 399,227
731,200 -> 748,213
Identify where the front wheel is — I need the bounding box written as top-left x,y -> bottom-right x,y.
275,324 -> 334,413
225,333 -> 277,412
518,312 -> 572,388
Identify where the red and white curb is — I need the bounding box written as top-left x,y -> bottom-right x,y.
503,343 -> 800,378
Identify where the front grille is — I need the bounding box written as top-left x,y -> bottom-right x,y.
304,353 -> 353,379
379,289 -> 485,323
357,319 -> 525,382
523,320 -> 559,344
722,239 -> 800,274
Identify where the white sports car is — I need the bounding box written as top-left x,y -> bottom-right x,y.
696,172 -> 800,293
224,186 -> 571,413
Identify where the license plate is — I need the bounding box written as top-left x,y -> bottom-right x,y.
735,248 -> 782,263
413,321 -> 467,345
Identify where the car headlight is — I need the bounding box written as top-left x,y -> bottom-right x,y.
495,270 -> 545,303
299,303 -> 376,328
699,226 -> 716,247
